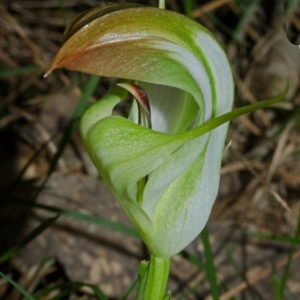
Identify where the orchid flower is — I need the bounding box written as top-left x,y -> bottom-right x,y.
46,3 -> 287,298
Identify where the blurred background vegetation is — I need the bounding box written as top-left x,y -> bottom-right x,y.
0,0 -> 300,299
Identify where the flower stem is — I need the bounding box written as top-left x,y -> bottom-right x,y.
144,255 -> 170,300
159,0 -> 165,9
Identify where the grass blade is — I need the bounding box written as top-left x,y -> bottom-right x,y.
89,283 -> 109,300
0,272 -> 35,300
279,215 -> 300,298
47,74 -> 100,177
32,75 -> 101,200
273,273 -> 297,300
34,282 -> 108,300
200,226 -> 219,300
1,193 -> 140,238
242,230 -> 300,245
225,248 -> 264,299
272,273 -> 282,300
184,0 -> 193,18
0,66 -> 39,78
121,276 -> 139,300
56,0 -> 67,25
229,0 -> 260,46
9,132 -> 59,190
180,250 -> 205,269
135,261 -> 149,300
0,215 -> 59,263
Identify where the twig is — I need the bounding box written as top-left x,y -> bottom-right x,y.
192,0 -> 232,18
265,120 -> 294,185
233,71 -> 271,128
0,3 -> 47,69
268,189 -> 292,214
238,114 -> 262,136
220,249 -> 300,300
8,106 -> 66,170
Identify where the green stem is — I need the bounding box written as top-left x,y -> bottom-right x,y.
159,0 -> 165,9
144,255 -> 170,300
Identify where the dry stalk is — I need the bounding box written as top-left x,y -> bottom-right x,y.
192,0 -> 232,18
219,250 -> 300,300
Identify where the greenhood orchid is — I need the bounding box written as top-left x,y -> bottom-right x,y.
46,3 -> 287,260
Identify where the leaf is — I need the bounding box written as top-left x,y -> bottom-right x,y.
0,272 -> 35,300
0,215 -> 59,263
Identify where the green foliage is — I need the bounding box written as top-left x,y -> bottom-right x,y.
0,272 -> 35,300
201,227 -> 220,300
0,66 -> 39,78
0,216 -> 59,264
